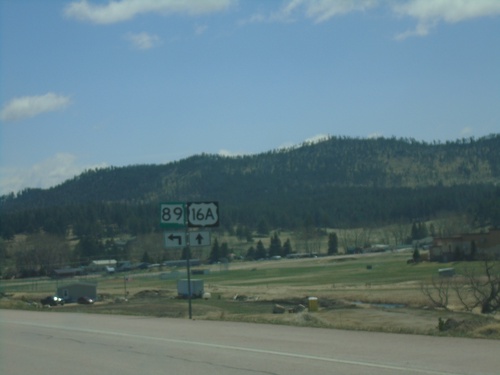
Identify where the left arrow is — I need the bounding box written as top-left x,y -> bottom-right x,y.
164,232 -> 185,248
168,234 -> 182,245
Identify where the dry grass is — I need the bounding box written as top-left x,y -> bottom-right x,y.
1,252 -> 499,339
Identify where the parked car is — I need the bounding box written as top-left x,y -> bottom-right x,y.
77,296 -> 94,304
40,296 -> 65,306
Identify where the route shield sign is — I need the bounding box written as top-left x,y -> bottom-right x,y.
187,201 -> 219,227
160,202 -> 186,228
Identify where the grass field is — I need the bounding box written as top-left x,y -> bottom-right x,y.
1,251 -> 499,339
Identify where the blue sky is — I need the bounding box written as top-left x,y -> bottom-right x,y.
1,0 -> 499,195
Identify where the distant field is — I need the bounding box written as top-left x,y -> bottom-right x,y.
1,251 -> 499,339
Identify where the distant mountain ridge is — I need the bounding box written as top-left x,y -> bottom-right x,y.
1,135 -> 499,233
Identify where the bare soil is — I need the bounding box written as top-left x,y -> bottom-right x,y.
4,284 -> 498,340
2,255 -> 499,339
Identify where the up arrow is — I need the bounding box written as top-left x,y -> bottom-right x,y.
187,231 -> 211,247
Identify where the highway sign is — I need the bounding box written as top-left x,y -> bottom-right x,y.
164,231 -> 185,248
187,201 -> 219,227
189,230 -> 211,247
160,202 -> 186,227
164,230 -> 212,248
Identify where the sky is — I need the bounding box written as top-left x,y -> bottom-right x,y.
1,0 -> 499,196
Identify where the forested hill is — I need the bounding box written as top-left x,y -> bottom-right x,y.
1,135 -> 499,234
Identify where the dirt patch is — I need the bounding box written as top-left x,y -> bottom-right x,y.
1,290 -> 498,338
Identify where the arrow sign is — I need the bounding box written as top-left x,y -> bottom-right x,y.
168,233 -> 183,245
164,231 -> 186,248
194,234 -> 204,245
189,231 -> 211,247
164,231 -> 211,248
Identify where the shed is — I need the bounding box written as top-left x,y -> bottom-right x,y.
57,281 -> 97,302
177,279 -> 204,298
438,268 -> 455,277
88,260 -> 117,272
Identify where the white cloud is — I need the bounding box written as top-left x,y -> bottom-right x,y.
125,32 -> 161,50
460,127 -> 473,137
239,0 -> 500,40
393,0 -> 500,40
368,132 -> 383,139
244,0 -> 378,24
304,133 -> 330,143
0,153 -> 107,195
277,141 -> 296,150
218,149 -> 247,157
1,93 -> 71,122
283,0 -> 377,23
195,24 -> 208,35
277,134 -> 329,151
64,0 -> 235,24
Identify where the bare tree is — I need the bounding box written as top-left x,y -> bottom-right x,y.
454,258 -> 500,314
421,276 -> 452,310
13,234 -> 70,276
389,221 -> 410,247
337,228 -> 372,253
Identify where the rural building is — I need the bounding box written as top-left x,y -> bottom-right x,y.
430,228 -> 500,262
177,279 -> 204,298
163,259 -> 201,268
57,281 -> 97,302
51,267 -> 86,279
87,259 -> 117,273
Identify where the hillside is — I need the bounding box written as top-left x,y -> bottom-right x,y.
1,135 -> 499,237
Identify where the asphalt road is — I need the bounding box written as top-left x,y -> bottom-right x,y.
1,310 -> 498,375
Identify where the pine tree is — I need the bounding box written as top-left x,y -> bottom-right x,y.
412,245 -> 421,263
328,232 -> 339,255
141,250 -> 152,263
220,242 -> 230,260
282,238 -> 292,256
257,219 -> 269,236
246,246 -> 256,260
209,238 -> 220,263
268,232 -> 282,257
255,240 -> 267,259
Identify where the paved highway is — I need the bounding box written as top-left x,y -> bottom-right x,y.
1,310 -> 498,374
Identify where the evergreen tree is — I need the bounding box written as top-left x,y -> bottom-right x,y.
220,242 -> 230,260
141,250 -> 152,263
76,235 -> 103,262
257,219 -> 269,236
328,232 -> 339,255
236,225 -> 246,241
246,246 -> 256,260
209,238 -> 220,263
282,238 -> 292,256
412,245 -> 421,263
268,232 -> 282,257
255,240 -> 267,259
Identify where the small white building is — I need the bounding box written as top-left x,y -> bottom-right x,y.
57,281 -> 97,302
87,259 -> 117,272
177,279 -> 204,298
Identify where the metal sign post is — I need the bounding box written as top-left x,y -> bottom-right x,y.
185,229 -> 192,319
160,201 -> 219,320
